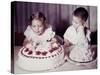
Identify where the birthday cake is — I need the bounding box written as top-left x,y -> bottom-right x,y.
17,41 -> 65,71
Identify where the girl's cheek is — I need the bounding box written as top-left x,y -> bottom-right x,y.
40,27 -> 44,31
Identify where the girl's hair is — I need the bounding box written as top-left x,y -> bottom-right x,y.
28,12 -> 48,28
73,7 -> 88,22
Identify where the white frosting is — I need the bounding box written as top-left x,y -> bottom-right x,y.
17,46 -> 65,71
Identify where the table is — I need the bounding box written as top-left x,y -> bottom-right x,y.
14,45 -> 97,74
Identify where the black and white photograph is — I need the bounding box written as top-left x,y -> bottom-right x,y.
11,1 -> 97,74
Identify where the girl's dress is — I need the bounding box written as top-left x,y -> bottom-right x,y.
24,25 -> 55,51
24,25 -> 55,42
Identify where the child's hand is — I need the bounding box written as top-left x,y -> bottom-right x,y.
51,42 -> 59,49
63,39 -> 73,48
25,43 -> 33,49
51,38 -> 59,48
32,42 -> 40,48
51,38 -> 57,43
51,38 -> 60,49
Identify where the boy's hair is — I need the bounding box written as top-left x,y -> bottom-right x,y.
73,7 -> 88,22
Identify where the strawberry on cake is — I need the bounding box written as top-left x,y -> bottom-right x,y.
17,37 -> 65,71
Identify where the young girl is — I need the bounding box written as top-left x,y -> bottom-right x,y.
63,7 -> 94,63
23,12 -> 59,55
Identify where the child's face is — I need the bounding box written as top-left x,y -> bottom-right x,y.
72,16 -> 83,28
31,19 -> 44,35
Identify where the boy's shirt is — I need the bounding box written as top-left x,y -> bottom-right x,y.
64,25 -> 89,46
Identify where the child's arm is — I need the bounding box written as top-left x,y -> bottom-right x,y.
23,38 -> 40,49
63,26 -> 74,48
63,38 -> 73,48
23,38 -> 31,46
23,25 -> 34,46
50,37 -> 60,49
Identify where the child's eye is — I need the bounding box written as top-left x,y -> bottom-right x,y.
38,25 -> 43,27
39,25 -> 43,28
32,25 -> 36,28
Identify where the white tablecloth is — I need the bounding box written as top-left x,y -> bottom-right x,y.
14,45 -> 97,74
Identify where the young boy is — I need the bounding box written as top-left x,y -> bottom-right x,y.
64,7 -> 94,63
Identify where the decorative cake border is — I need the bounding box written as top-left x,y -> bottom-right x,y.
20,46 -> 64,59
